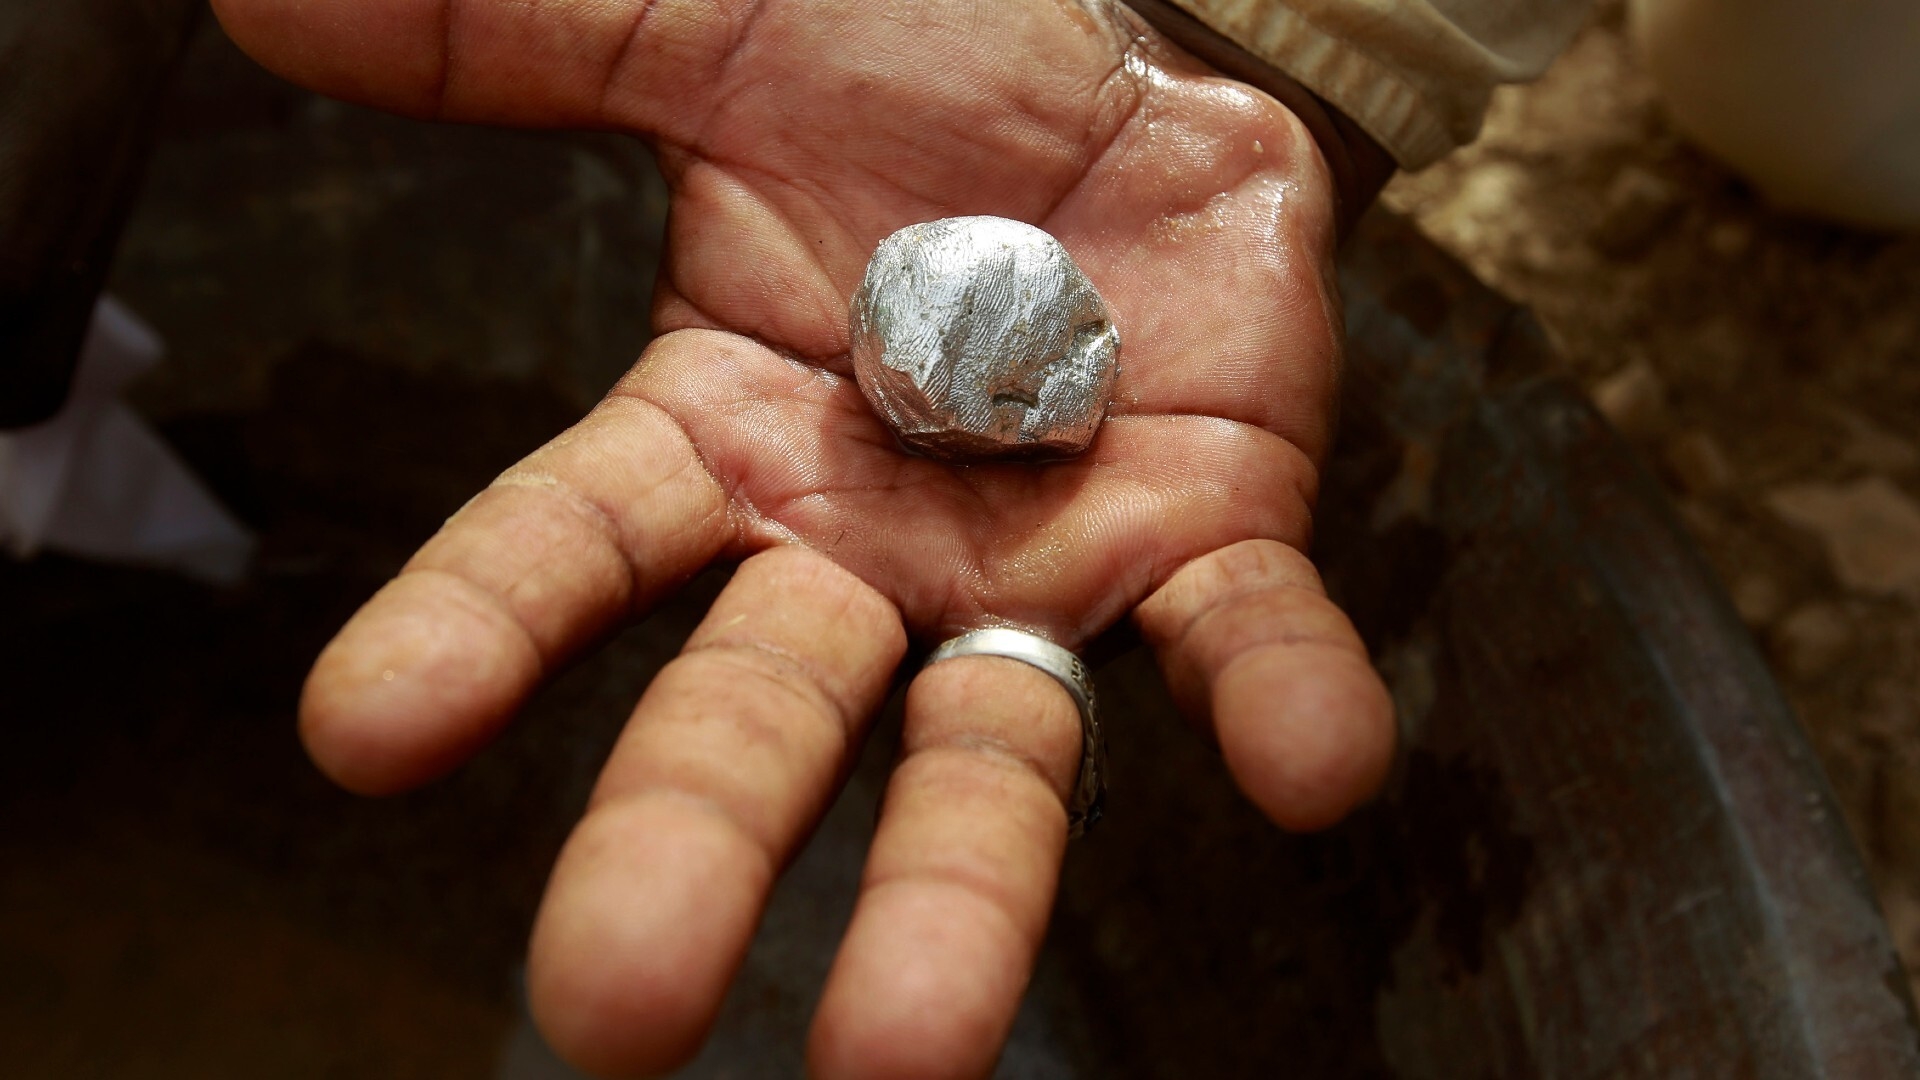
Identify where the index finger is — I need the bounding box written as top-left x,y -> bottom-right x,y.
299,333 -> 735,794
211,0 -> 749,136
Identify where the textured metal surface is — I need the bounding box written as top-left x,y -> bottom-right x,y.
850,216 -> 1118,461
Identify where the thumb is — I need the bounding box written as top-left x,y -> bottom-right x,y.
210,0 -> 739,139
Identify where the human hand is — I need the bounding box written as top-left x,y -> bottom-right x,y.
211,0 -> 1396,1075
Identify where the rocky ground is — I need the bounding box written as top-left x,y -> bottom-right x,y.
1381,1 -> 1920,988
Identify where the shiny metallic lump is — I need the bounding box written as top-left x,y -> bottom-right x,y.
850,216 -> 1119,462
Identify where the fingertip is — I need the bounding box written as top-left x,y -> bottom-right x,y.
209,0 -> 447,118
807,885 -> 1023,1080
528,798 -> 769,1079
1213,645 -> 1396,832
806,656 -> 1074,1080
1137,540 -> 1395,831
298,574 -> 541,795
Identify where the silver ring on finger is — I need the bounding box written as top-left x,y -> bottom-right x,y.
924,627 -> 1105,836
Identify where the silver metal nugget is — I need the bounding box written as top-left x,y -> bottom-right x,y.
849,216 -> 1119,462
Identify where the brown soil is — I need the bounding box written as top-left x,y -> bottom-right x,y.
1381,1 -> 1920,991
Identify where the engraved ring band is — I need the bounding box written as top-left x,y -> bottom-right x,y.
923,627 -> 1106,836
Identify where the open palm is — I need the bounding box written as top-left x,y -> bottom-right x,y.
215,0 -> 1395,1075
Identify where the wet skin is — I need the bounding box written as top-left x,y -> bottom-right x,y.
210,1 -> 1397,1076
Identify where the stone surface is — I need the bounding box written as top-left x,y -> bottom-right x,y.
1705,218 -> 1755,258
1662,428 -> 1735,495
1590,165 -> 1683,258
1658,315 -> 1750,393
1770,602 -> 1855,680
849,216 -> 1118,461
1767,477 -> 1920,599
1881,726 -> 1920,893
1731,573 -> 1784,628
1831,406 -> 1920,474
1591,356 -> 1667,439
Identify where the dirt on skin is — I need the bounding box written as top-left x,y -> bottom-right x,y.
1380,0 -> 1920,992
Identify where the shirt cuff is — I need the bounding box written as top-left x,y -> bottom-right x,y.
1166,0 -> 1475,168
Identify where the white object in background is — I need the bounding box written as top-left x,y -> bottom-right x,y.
1635,0 -> 1920,231
1631,0 -> 1920,231
0,296 -> 254,584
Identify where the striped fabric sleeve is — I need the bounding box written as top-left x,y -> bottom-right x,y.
1163,0 -> 1594,167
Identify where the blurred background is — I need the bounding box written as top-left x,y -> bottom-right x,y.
4,1 -> 1920,1076
1382,2 -> 1920,978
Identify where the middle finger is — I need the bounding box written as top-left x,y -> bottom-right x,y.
527,546 -> 906,1077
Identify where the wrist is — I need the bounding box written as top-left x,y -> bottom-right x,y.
1116,0 -> 1397,239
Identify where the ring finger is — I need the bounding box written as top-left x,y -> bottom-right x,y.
808,646 -> 1086,1079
